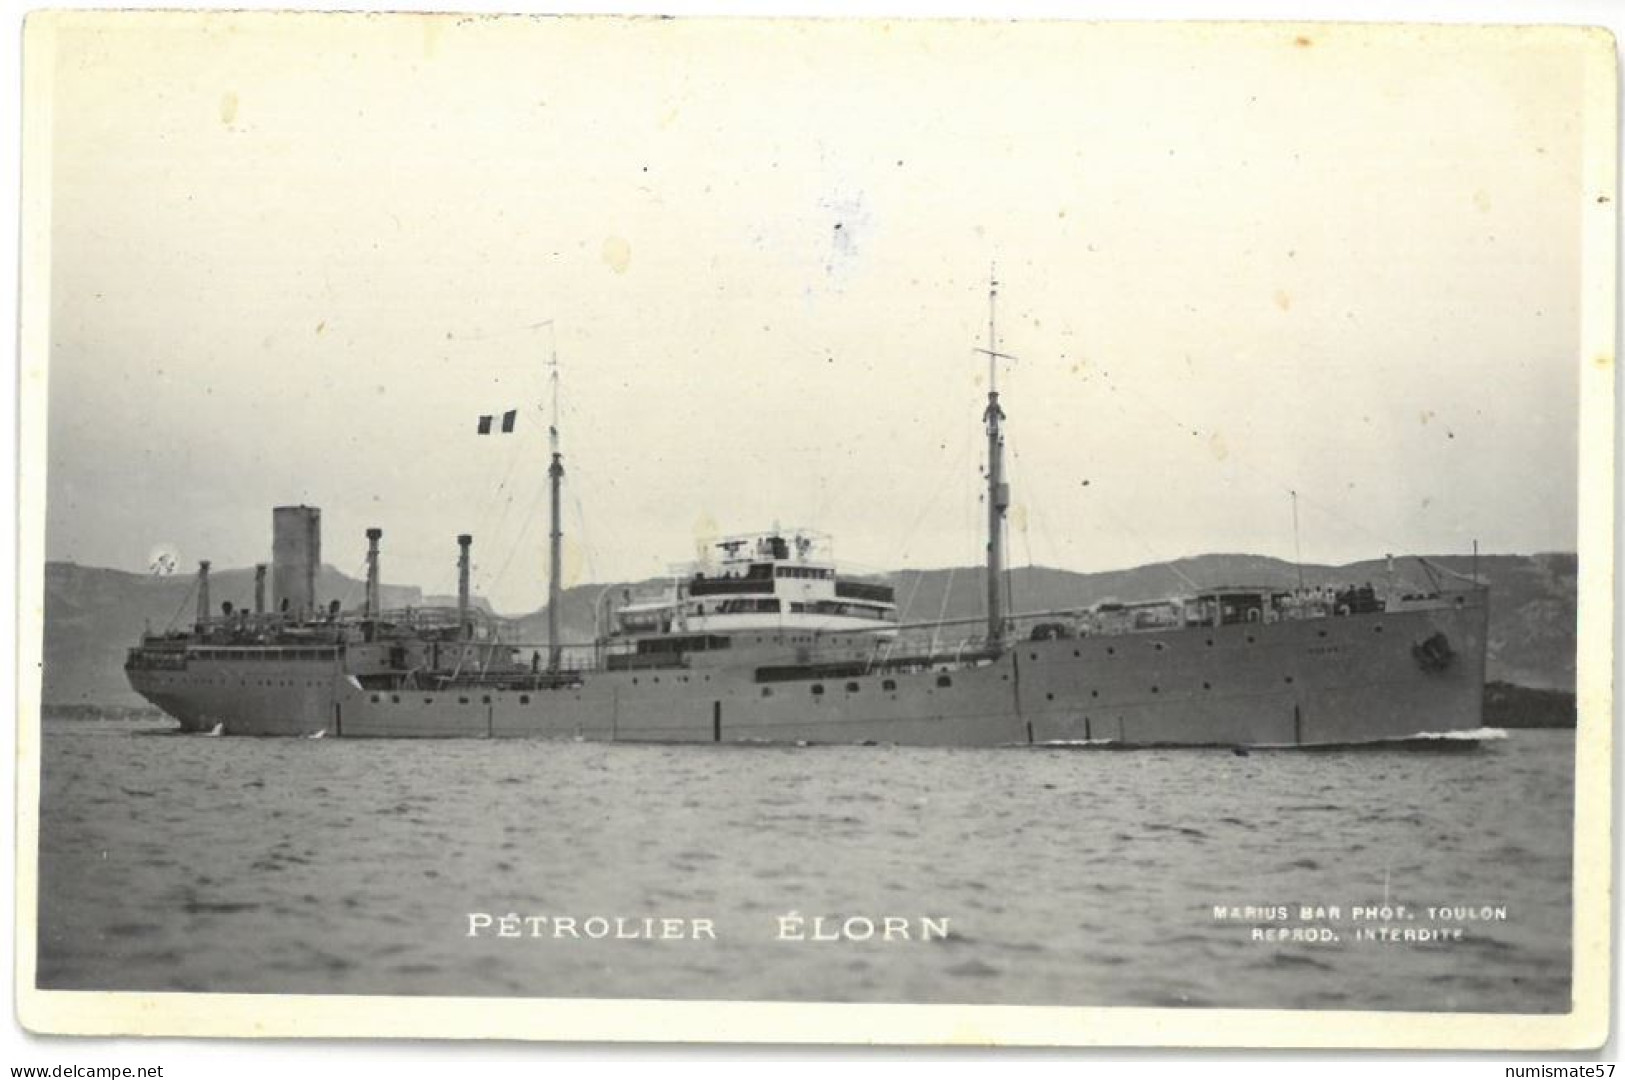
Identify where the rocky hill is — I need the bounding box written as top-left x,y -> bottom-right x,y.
41,552 -> 1577,706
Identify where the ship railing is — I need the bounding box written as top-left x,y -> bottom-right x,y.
488,643 -> 603,674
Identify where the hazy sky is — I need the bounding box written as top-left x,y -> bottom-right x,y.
37,14 -> 1598,614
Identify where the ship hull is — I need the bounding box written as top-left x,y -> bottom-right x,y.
127,596 -> 1488,747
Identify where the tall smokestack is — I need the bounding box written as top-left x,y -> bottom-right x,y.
365,528 -> 382,619
196,560 -> 211,631
272,505 -> 321,621
253,564 -> 266,615
457,534 -> 473,639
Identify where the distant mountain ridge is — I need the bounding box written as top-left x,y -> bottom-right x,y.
41,552 -> 1577,706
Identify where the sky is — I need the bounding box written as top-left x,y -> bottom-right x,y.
35,13 -> 1602,615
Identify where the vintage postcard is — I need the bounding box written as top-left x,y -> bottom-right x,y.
13,9 -> 1616,1050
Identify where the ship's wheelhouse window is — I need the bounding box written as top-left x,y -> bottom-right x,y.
520,695 -> 531,704
936,675 -> 952,688
482,696 -> 492,704
811,684 -> 825,695
883,679 -> 896,691
845,681 -> 859,692
458,697 -> 469,705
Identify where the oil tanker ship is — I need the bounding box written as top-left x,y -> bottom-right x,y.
124,290 -> 1489,746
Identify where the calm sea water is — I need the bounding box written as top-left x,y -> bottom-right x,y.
35,720 -> 1573,1012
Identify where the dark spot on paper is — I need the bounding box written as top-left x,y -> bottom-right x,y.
1295,35 -> 1313,47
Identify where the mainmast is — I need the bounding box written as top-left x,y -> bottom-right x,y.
976,268 -> 1015,649
547,342 -> 565,674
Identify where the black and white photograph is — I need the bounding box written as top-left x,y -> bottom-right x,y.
14,8 -> 1615,1049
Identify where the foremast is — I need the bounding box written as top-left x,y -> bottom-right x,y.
547,348 -> 565,674
977,269 -> 1014,651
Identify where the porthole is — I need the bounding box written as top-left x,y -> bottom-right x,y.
390,695 -> 400,704
519,695 -> 531,704
1246,635 -> 1255,644
1317,629 -> 1328,638
1106,647 -> 1115,656
845,681 -> 860,692
1153,642 -> 1165,652
1374,625 -> 1385,634
761,687 -> 774,698
1206,638 -> 1214,647
1091,690 -> 1099,698
458,697 -> 469,705
882,679 -> 897,691
482,696 -> 492,704
812,684 -> 825,695
1150,685 -> 1159,694
1284,676 -> 1294,684
1202,681 -> 1212,690
1045,692 -> 1054,701
370,694 -> 380,704
1030,652 -> 1038,661
423,696 -> 433,704
936,675 -> 952,688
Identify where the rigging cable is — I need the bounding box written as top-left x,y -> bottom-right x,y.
1078,359 -> 1414,559
164,575 -> 200,632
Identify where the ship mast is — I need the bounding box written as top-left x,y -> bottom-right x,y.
975,267 -> 1015,649
547,340 -> 564,674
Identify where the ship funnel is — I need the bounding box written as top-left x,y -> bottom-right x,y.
253,564 -> 267,615
272,505 -> 321,621
457,534 -> 473,639
196,560 -> 211,631
365,528 -> 383,619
